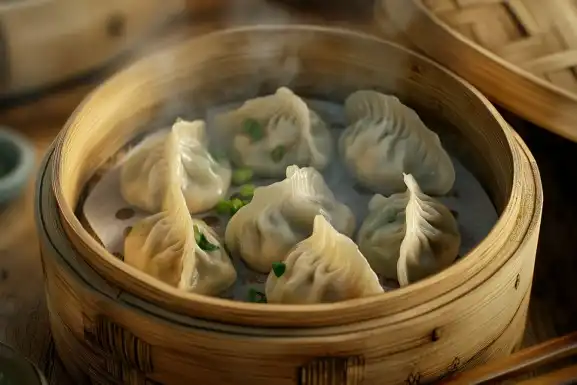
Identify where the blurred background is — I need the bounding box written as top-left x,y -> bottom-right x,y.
1,0 -> 576,384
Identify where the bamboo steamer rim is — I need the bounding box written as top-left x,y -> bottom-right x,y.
40,131 -> 540,339
378,0 -> 577,142
396,0 -> 577,102
52,24 -> 532,327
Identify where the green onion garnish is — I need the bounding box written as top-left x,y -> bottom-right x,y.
215,200 -> 232,215
272,262 -> 286,278
213,149 -> 228,162
271,145 -> 286,163
239,184 -> 256,198
193,225 -> 219,252
242,118 -> 264,142
232,168 -> 254,185
230,198 -> 244,215
248,288 -> 267,303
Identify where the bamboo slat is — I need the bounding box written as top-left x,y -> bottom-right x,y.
380,0 -> 577,142
0,0 -> 183,97
36,26 -> 543,385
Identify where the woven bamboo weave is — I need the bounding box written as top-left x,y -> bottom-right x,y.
423,0 -> 577,94
40,25 -> 544,385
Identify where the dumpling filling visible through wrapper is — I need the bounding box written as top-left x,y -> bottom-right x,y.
123,127 -> 237,295
340,90 -> 455,196
120,119 -> 231,214
265,215 -> 383,304
225,165 -> 355,273
214,87 -> 333,178
357,173 -> 461,286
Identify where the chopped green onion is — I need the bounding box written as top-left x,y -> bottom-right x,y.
271,145 -> 286,163
230,198 -> 245,215
232,168 -> 254,185
215,200 -> 232,215
272,262 -> 286,278
229,192 -> 242,199
200,237 -> 219,252
248,288 -> 267,303
213,149 -> 228,162
242,118 -> 264,142
239,184 -> 256,198
193,225 -> 220,252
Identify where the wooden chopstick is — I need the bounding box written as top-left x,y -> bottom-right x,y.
441,332 -> 577,384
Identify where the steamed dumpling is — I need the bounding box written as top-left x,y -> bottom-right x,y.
339,90 -> 455,195
119,131 -> 167,212
225,165 -> 355,273
215,87 -> 332,177
398,174 -> 461,285
266,215 -> 384,304
357,195 -> 406,280
357,173 -> 460,286
120,119 -> 231,213
123,129 -> 236,295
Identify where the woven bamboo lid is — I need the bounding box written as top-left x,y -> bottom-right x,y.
380,0 -> 577,142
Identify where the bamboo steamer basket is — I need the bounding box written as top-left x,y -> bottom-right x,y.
37,26 -> 543,385
378,0 -> 577,143
0,0 -> 183,97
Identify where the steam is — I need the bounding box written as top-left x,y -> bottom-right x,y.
118,0 -> 421,144
213,0 -> 307,86
218,0 -> 297,26
140,0 -> 313,132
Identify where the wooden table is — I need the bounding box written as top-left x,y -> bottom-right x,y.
1,2 -> 576,384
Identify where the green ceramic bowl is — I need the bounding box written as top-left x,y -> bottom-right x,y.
0,343 -> 47,385
0,127 -> 35,204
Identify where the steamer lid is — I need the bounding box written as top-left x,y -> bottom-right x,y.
379,0 -> 577,143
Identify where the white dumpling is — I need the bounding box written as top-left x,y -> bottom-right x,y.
123,130 -> 236,295
339,90 -> 455,195
119,131 -> 167,213
356,195 -> 406,280
120,119 -> 231,213
225,165 -> 355,273
398,174 -> 461,285
265,215 -> 384,304
215,87 -> 332,177
357,173 -> 460,286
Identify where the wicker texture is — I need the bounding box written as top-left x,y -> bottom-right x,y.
423,0 -> 577,94
38,26 -> 543,385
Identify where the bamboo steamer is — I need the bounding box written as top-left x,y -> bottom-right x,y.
379,0 -> 577,143
37,26 -> 543,385
0,0 -> 183,97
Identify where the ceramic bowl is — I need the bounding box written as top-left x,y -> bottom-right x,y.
0,127 -> 35,204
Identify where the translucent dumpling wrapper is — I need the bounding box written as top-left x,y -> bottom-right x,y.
357,173 -> 460,286
123,129 -> 237,295
339,90 -> 455,195
214,87 -> 333,177
225,165 -> 355,273
120,119 -> 231,213
265,215 -> 384,304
